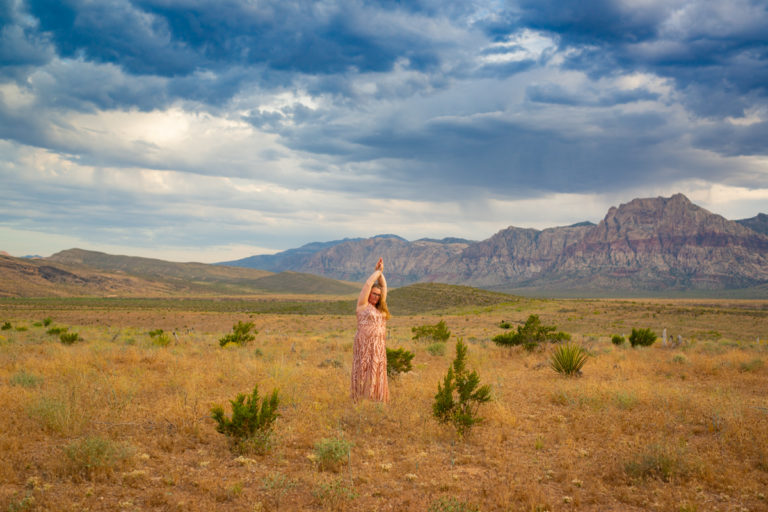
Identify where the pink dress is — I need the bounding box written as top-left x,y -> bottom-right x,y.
351,303 -> 389,402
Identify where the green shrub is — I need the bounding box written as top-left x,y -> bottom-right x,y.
42,317 -> 53,327
427,342 -> 446,356
386,347 -> 415,377
630,328 -> 657,347
64,435 -> 133,481
611,334 -> 625,346
1,321 -> 11,330
60,332 -> 80,345
499,321 -> 511,329
47,326 -> 68,335
211,385 -> 279,454
412,320 -> 450,342
428,496 -> 480,512
492,314 -> 570,351
15,326 -> 28,332
549,343 -> 588,376
219,321 -> 257,347
313,437 -> 353,472
433,339 -> 492,437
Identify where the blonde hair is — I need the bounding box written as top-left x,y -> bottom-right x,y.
372,285 -> 391,320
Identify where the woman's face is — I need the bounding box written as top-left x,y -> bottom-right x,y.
368,288 -> 381,306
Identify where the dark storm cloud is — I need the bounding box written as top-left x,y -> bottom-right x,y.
504,0 -> 768,121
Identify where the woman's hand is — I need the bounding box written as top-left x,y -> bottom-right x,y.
375,257 -> 384,272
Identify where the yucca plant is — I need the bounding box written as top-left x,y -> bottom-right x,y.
549,343 -> 588,376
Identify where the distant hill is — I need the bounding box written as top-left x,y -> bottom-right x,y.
0,250 -> 358,297
222,194 -> 768,296
737,213 -> 768,236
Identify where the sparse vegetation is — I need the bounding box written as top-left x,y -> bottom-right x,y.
63,435 -> 133,481
211,385 -> 279,454
433,338 -> 492,437
492,314 -> 570,351
386,347 -> 414,376
0,294 -> 766,510
10,370 -> 43,388
218,321 -> 257,347
630,327 -> 657,347
46,326 -> 68,335
611,334 -> 625,346
427,342 -> 447,356
412,319 -> 450,342
549,343 -> 588,376
2,321 -> 11,330
428,496 -> 480,512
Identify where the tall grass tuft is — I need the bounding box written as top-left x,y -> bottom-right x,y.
63,435 -> 133,481
549,343 -> 588,376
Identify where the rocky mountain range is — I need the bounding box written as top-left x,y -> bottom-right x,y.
221,194 -> 768,295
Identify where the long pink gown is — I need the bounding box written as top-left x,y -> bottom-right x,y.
351,303 -> 389,402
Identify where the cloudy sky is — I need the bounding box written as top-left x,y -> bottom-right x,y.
1,0 -> 767,262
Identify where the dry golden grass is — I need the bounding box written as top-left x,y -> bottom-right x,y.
0,297 -> 766,511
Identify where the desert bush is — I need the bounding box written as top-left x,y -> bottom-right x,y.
624,443 -> 689,482
261,472 -> 297,509
629,327 -> 657,347
739,359 -> 764,372
433,338 -> 492,437
42,317 -> 53,326
15,326 -> 28,332
427,342 -> 447,356
611,334 -> 625,346
47,326 -> 68,335
549,343 -> 588,376
312,477 -> 357,509
492,314 -> 570,351
149,329 -> 171,347
60,332 -> 80,345
63,435 -> 133,481
672,353 -> 688,364
313,437 -> 353,472
211,385 -> 279,454
10,370 -> 43,388
2,321 -> 12,330
499,320 -> 511,329
428,496 -> 480,512
412,320 -> 450,342
218,321 -> 257,347
386,347 -> 415,376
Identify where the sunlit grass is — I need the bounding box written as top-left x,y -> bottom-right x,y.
0,297 -> 766,510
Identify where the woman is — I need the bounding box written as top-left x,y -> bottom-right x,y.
351,257 -> 391,403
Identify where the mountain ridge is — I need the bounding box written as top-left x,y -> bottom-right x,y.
221,193 -> 768,294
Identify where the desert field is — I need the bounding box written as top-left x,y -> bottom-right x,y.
1,293 -> 767,511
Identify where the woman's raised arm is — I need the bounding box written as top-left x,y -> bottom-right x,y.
356,258 -> 384,310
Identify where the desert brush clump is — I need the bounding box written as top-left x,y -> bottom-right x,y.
1,321 -> 12,330
211,385 -> 279,454
412,319 -> 451,342
492,314 -> 570,351
549,343 -> 589,376
630,327 -> 657,347
218,320 -> 257,347
611,334 -> 625,346
433,338 -> 491,437
148,328 -> 171,346
386,347 -> 415,376
63,435 -> 133,481
313,437 -> 354,472
59,332 -> 80,345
